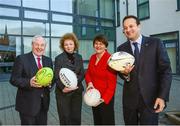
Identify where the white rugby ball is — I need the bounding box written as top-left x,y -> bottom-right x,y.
59,68 -> 78,89
108,51 -> 135,71
84,88 -> 101,107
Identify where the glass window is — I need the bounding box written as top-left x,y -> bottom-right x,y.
51,0 -> 74,13
77,0 -> 98,17
78,40 -> 94,61
23,37 -> 50,57
51,24 -> 72,37
0,19 -> 21,35
0,7 -> 19,17
23,0 -> 49,10
137,0 -> 148,4
138,3 -> 149,19
52,14 -> 73,23
24,10 -> 48,20
81,26 -> 86,36
0,0 -> 21,6
0,36 -> 20,74
100,0 -> 114,19
116,0 -> 120,26
80,17 -> 97,25
107,41 -> 115,54
101,20 -> 114,27
137,0 -> 149,20
177,0 -> 180,10
51,37 -> 63,61
23,21 -> 49,36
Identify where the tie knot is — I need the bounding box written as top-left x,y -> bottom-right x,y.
133,42 -> 138,47
37,57 -> 41,60
37,57 -> 42,69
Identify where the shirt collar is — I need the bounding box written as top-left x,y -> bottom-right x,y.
130,34 -> 142,45
32,53 -> 42,59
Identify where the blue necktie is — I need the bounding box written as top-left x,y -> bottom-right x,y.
133,42 -> 140,67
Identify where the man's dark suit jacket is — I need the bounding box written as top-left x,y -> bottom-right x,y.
10,52 -> 53,116
117,36 -> 172,111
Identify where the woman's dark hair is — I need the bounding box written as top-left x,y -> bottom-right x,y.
93,34 -> 108,47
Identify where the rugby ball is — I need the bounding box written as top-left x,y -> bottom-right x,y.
35,67 -> 53,87
84,88 -> 101,107
59,68 -> 78,89
108,51 -> 135,71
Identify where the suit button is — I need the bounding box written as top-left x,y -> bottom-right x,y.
41,94 -> 44,98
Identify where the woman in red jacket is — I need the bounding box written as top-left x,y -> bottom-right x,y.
85,34 -> 117,125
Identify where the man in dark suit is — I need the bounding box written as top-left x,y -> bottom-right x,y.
10,35 -> 53,125
117,15 -> 172,125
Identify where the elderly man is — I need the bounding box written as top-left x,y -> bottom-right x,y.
10,35 -> 53,125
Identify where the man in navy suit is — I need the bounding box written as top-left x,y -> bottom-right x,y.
117,15 -> 172,125
10,35 -> 53,125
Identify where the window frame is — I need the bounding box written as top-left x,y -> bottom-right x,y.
137,0 -> 150,20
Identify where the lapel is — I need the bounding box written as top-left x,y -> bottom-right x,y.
42,55 -> 47,67
28,52 -> 39,75
125,41 -> 134,55
138,36 -> 150,71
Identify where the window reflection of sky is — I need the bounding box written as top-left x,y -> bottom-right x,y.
0,0 -> 20,6
0,20 -> 21,35
0,7 -> 19,17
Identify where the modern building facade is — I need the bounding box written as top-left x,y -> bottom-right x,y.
0,0 -> 118,79
116,0 -> 180,74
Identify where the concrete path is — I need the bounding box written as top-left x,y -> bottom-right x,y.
0,76 -> 179,125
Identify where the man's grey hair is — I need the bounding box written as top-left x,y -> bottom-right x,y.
32,35 -> 46,44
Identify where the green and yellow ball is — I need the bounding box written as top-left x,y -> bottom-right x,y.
35,67 -> 53,87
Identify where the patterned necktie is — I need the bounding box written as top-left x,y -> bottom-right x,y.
37,57 -> 42,69
133,42 -> 140,67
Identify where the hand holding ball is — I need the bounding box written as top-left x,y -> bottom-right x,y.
108,51 -> 135,71
84,88 -> 101,107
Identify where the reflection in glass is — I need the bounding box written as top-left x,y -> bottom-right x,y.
51,0 -> 74,13
24,10 -> 48,20
0,0 -> 20,6
0,35 -> 20,74
0,7 -> 19,17
77,0 -> 98,16
80,17 -> 97,25
100,0 -> 114,19
51,24 -> 72,37
23,37 -> 50,57
101,20 -> 114,27
138,3 -> 149,19
0,19 -> 21,35
138,0 -> 148,4
23,0 -> 49,10
78,40 -> 93,61
23,21 -> 49,36
52,14 -> 73,23
51,37 -> 63,61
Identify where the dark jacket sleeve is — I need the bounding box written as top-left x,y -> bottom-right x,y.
9,55 -> 32,89
76,55 -> 85,84
54,56 -> 65,90
157,40 -> 172,101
